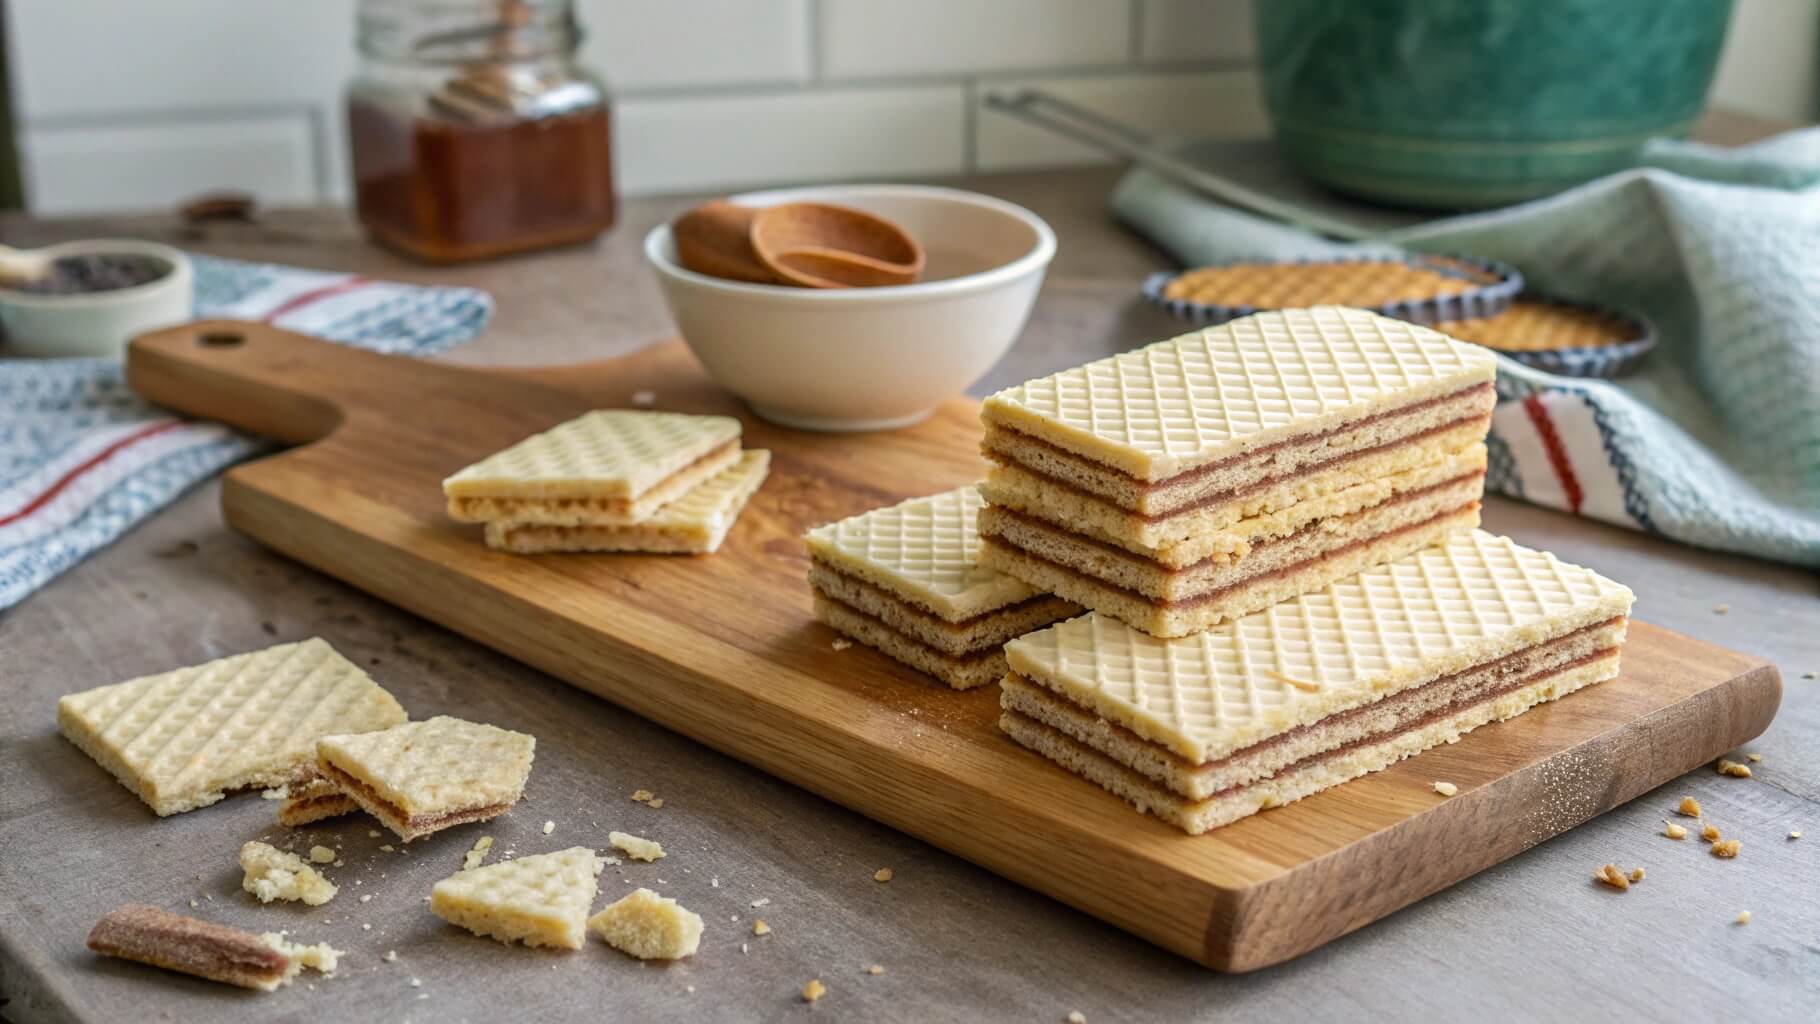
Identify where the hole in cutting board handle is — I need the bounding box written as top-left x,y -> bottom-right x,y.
197,330 -> 245,349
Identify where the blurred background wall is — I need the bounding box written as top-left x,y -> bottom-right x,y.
4,0 -> 1815,215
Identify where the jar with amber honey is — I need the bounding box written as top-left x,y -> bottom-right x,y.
347,0 -> 616,263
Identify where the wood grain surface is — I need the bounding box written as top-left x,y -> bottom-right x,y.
124,319 -> 1782,972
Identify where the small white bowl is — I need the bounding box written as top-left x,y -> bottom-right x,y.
0,239 -> 193,359
645,184 -> 1056,431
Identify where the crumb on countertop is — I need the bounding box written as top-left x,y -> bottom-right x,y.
1702,823 -> 1722,843
1676,795 -> 1701,817
1595,864 -> 1630,891
1712,838 -> 1741,859
1735,910 -> 1751,925
831,638 -> 852,651
1432,781 -> 1457,797
802,979 -> 827,1003
1663,821 -> 1688,840
1716,759 -> 1752,778
873,868 -> 893,883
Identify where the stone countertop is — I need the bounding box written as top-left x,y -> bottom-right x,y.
2,159 -> 1817,1024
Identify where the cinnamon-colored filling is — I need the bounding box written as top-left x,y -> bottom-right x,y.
317,761 -> 510,834
983,502 -> 1479,608
808,557 -> 1073,632
812,589 -> 1009,664
985,382 -> 1494,493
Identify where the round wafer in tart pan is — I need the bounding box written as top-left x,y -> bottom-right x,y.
1431,293 -> 1657,378
1140,254 -> 1523,327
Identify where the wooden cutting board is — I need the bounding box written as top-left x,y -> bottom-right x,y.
126,320 -> 1782,972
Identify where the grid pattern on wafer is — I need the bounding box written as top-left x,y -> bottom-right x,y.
442,411 -> 740,500
1435,299 -> 1639,351
317,716 -> 534,818
1005,530 -> 1633,762
805,485 -> 1036,621
983,308 -> 1498,478
431,847 -> 603,949
484,450 -> 769,554
1160,261 -> 1474,307
57,638 -> 408,815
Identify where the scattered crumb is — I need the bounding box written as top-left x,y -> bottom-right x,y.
711,877 -> 721,888
1735,910 -> 1751,925
543,821 -> 555,835
1712,839 -> 1741,859
240,841 -> 338,906
380,844 -> 395,853
1068,1013 -> 1088,1024
630,390 -> 656,407
1676,796 -> 1702,817
308,845 -> 336,864
409,977 -> 422,988
1746,753 -> 1762,763
1628,867 -> 1645,883
359,894 -> 372,904
1791,831 -> 1803,840
831,638 -> 852,652
1702,824 -> 1722,843
332,860 -> 344,868
631,790 -> 655,803
1595,863 -> 1630,891
753,919 -> 771,936
383,950 -> 398,963
1716,759 -> 1752,778
750,897 -> 770,908
648,798 -> 665,810
368,830 -> 381,838
1712,603 -> 1729,615
1663,821 -> 1688,840
610,831 -> 665,862
188,898 -> 197,908
864,965 -> 884,975
361,923 -> 372,931
1432,781 -> 1458,797
873,868 -> 893,883
260,933 -> 343,977
741,943 -> 749,954
801,979 -> 827,1003
463,836 -> 494,871
588,888 -> 704,960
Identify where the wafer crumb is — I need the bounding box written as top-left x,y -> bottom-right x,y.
1712,604 -> 1729,615
1746,753 -> 1762,763
1791,831 -> 1803,839
1595,863 -> 1630,891
1663,821 -> 1688,840
542,821 -> 555,835
383,950 -> 398,962
610,831 -> 665,862
368,830 -> 381,838
1068,1013 -> 1088,1024
1716,759 -> 1752,778
864,965 -> 884,975
462,836 -> 494,871
831,638 -> 852,652
873,868 -> 893,883
409,977 -> 422,988
750,897 -> 770,908
1676,796 -> 1701,817
802,979 -> 826,1003
1702,824 -> 1722,843
1712,839 -> 1741,859
359,894 -> 372,903
1628,867 -> 1644,883
753,919 -> 771,936
381,844 -> 395,853
648,798 -> 665,809
631,790 -> 655,803
1432,781 -> 1458,797
308,846 -> 335,864
1735,910 -> 1751,925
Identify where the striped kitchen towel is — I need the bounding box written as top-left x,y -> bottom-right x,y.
1112,128 -> 1820,568
0,255 -> 491,610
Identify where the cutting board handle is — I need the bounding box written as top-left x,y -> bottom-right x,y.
126,319 -> 512,445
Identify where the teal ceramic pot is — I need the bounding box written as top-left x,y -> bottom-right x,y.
1254,0 -> 1734,210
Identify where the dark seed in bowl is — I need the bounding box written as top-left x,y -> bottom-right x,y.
7,253 -> 173,295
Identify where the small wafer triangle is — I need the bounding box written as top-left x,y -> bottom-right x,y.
430,847 -> 603,949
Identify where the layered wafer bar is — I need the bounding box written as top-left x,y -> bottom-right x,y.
445,410 -> 742,527
978,306 -> 1498,636
999,530 -> 1635,834
805,486 -> 1080,690
486,450 -> 769,554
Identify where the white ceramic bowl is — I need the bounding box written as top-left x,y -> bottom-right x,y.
645,184 -> 1056,431
0,239 -> 194,358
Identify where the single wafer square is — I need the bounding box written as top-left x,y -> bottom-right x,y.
57,638 -> 408,816
430,847 -> 604,949
316,716 -> 535,842
443,410 -> 741,508
485,450 -> 769,554
981,306 -> 1497,482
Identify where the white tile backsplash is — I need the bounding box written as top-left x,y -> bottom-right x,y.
975,70 -> 1268,171
1138,0 -> 1255,63
617,87 -> 968,195
818,0 -> 1133,78
8,0 -> 1805,214
581,0 -> 811,90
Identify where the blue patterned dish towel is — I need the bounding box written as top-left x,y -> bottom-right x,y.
0,256 -> 492,609
1111,129 -> 1820,568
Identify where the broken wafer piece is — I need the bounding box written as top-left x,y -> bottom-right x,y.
444,410 -> 742,526
485,450 -> 770,554
316,716 -> 535,842
430,847 -> 603,949
977,307 -> 1498,636
86,904 -> 328,992
806,485 -> 1080,690
276,774 -> 359,827
589,888 -> 704,960
240,841 -> 338,905
1000,530 -> 1634,834
57,638 -> 407,816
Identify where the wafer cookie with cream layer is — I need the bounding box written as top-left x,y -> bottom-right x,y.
487,450 -> 769,554
316,716 -> 534,842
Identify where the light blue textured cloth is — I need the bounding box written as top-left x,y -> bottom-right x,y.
1112,129 -> 1820,568
0,256 -> 491,610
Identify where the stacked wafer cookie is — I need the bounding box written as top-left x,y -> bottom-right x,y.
977,307 -> 1499,636
444,410 -> 769,554
971,307 -> 1635,832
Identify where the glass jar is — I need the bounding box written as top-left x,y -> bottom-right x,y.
346,0 -> 617,263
